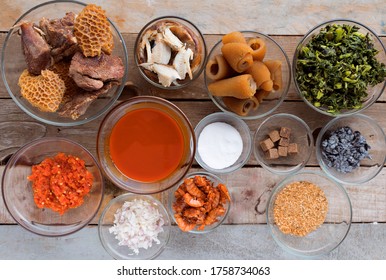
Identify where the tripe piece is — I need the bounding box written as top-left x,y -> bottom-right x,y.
222,31 -> 247,44
245,60 -> 272,91
247,37 -> 267,61
264,60 -> 283,91
222,96 -> 259,116
208,74 -> 257,99
221,42 -> 253,73
205,54 -> 234,81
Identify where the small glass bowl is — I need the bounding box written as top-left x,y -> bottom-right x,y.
195,112 -> 252,174
316,114 -> 386,185
96,96 -> 196,194
267,171 -> 352,258
293,19 -> 386,117
204,31 -> 291,120
134,16 -> 207,89
253,113 -> 313,175
168,171 -> 231,234
1,137 -> 104,237
98,193 -> 171,260
1,0 -> 128,126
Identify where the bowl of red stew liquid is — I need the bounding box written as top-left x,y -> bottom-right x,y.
97,96 -> 196,194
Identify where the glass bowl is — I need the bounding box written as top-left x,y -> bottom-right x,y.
316,114 -> 386,185
204,31 -> 291,120
134,16 -> 207,89
96,96 -> 196,194
1,137 -> 104,237
1,0 -> 128,126
293,19 -> 386,116
253,113 -> 313,175
168,171 -> 232,234
267,171 -> 352,258
195,112 -> 252,174
98,193 -> 171,260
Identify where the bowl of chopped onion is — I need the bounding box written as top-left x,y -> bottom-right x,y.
98,193 -> 171,260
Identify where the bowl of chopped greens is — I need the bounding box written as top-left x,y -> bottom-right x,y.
293,19 -> 386,116
316,114 -> 386,185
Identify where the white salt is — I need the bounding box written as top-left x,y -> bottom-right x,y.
197,122 -> 243,169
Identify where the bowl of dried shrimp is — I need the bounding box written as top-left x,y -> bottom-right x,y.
1,1 -> 128,126
168,171 -> 232,234
134,16 -> 207,89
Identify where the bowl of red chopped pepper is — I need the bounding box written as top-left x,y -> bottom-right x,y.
1,137 -> 104,237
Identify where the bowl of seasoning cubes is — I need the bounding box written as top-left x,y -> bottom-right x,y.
1,137 -> 104,237
253,113 -> 313,175
98,193 -> 171,259
204,31 -> 291,119
316,114 -> 386,185
194,112 -> 252,174
267,171 -> 352,257
293,19 -> 386,116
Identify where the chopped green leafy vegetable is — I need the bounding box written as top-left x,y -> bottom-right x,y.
295,23 -> 386,114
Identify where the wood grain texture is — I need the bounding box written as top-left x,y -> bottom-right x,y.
0,0 -> 385,35
0,224 -> 385,259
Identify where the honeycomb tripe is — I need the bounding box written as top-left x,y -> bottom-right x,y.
74,4 -> 114,57
18,69 -> 65,112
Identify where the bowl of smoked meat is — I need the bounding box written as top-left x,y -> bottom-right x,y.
1,0 -> 128,126
96,96 -> 196,194
204,31 -> 291,119
168,171 -> 232,234
1,137 -> 104,237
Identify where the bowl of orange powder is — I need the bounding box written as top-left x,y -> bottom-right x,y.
96,96 -> 196,194
1,137 -> 104,237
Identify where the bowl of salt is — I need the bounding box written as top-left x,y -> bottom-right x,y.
194,112 -> 252,174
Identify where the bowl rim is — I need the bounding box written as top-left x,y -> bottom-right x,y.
134,15 -> 207,90
253,113 -> 314,175
1,0 -> 129,127
204,30 -> 291,120
292,18 -> 386,117
315,113 -> 386,185
1,136 -> 105,237
194,111 -> 252,174
266,170 -> 353,258
97,193 -> 171,260
96,95 -> 197,194
168,170 -> 232,234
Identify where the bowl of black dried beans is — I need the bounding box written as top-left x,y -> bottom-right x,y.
316,114 -> 386,185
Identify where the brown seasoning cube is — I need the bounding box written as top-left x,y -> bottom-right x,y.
278,146 -> 288,157
279,137 -> 289,147
288,143 -> 299,154
268,130 -> 281,143
280,127 -> 291,138
266,148 -> 279,159
260,138 -> 275,152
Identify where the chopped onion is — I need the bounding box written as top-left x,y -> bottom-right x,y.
109,199 -> 165,255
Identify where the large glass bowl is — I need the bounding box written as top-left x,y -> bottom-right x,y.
293,19 -> 386,116
266,171 -> 352,258
204,31 -> 291,120
134,16 -> 207,89
1,137 -> 104,237
96,96 -> 196,194
98,193 -> 171,260
1,0 -> 128,126
316,114 -> 386,185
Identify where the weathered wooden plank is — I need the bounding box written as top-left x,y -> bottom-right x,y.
1,33 -> 385,101
1,0 -> 385,35
1,165 -> 386,224
0,99 -> 385,167
0,224 -> 384,259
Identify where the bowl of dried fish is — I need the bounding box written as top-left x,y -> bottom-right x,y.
168,172 -> 232,234
293,19 -> 386,116
1,1 -> 128,126
204,31 -> 291,119
134,16 -> 207,89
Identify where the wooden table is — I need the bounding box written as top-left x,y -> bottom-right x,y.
0,0 -> 385,260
